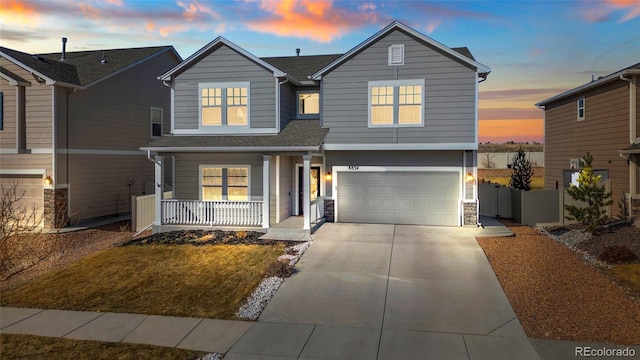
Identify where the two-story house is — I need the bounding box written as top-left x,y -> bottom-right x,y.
536,63 -> 639,215
0,40 -> 181,228
142,21 -> 490,235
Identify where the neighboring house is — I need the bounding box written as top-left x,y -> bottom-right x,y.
536,63 -> 640,214
142,21 -> 490,234
0,40 -> 181,228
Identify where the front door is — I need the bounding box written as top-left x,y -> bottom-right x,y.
298,166 -> 320,215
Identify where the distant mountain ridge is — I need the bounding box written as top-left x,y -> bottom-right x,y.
479,143 -> 543,153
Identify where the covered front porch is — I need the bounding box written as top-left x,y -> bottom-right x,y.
150,153 -> 326,235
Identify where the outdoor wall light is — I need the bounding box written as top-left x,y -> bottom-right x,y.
44,176 -> 54,186
464,172 -> 475,184
325,171 -> 332,181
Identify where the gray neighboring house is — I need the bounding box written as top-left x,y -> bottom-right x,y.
0,40 -> 181,228
142,21 -> 490,234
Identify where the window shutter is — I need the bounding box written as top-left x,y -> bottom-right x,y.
388,45 -> 404,66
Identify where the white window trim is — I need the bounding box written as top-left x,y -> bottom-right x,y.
199,164 -> 251,201
150,107 -> 163,138
368,79 -> 425,128
388,44 -> 405,66
198,82 -> 250,130
296,90 -> 320,119
577,98 -> 585,121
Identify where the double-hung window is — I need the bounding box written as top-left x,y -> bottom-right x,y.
201,166 -> 250,201
200,82 -> 249,127
369,80 -> 424,127
151,107 -> 162,137
577,98 -> 585,121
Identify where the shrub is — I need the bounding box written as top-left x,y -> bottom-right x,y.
235,230 -> 248,239
509,147 -> 534,191
598,245 -> 638,264
564,153 -> 613,234
264,259 -> 293,278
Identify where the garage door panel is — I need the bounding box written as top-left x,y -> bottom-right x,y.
337,171 -> 459,226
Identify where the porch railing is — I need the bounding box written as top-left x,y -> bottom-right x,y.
310,196 -> 325,225
161,200 -> 263,226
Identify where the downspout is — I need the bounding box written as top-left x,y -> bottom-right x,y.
619,73 -> 637,198
276,75 -> 289,132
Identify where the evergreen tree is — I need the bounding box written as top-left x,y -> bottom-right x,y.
564,153 -> 613,234
509,147 -> 534,191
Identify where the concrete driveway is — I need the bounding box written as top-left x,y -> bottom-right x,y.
225,223 -> 541,360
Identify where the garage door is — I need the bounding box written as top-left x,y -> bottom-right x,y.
0,174 -> 44,224
337,171 -> 460,226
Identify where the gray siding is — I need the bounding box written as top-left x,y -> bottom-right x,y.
322,29 -> 477,145
173,153 -> 264,201
67,51 -> 176,150
67,154 -> 152,223
173,45 -> 276,130
325,150 -> 463,197
279,82 -> 296,130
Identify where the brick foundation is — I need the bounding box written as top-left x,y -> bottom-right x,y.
44,188 -> 69,229
463,201 -> 478,226
324,199 -> 335,222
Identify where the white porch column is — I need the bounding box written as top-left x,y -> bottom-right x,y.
303,154 -> 311,230
154,155 -> 164,226
262,155 -> 271,229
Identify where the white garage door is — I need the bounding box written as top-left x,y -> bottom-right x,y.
337,171 -> 460,226
0,174 -> 44,224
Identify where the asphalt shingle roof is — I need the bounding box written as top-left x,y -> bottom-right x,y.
261,54 -> 342,83
142,120 -> 328,150
1,46 -> 173,86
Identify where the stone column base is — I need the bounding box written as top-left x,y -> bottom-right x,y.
463,201 -> 478,226
44,188 -> 69,229
324,199 -> 335,222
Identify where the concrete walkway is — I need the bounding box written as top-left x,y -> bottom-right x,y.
2,221 -> 638,359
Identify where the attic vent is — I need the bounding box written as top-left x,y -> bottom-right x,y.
388,44 -> 404,66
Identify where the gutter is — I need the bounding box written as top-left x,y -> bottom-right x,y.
619,72 -> 638,197
141,146 -> 321,153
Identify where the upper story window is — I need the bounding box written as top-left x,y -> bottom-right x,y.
368,79 -> 424,127
298,91 -> 319,118
151,107 -> 162,137
388,44 -> 404,66
577,98 -> 585,120
199,82 -> 249,127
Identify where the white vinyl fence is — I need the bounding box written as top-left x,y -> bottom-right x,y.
479,181 -> 611,227
131,191 -> 172,232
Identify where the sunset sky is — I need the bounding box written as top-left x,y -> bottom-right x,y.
2,0 -> 639,143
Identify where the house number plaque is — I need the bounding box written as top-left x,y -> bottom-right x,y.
348,166 -> 359,170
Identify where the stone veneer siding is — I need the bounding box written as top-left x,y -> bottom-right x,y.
43,188 -> 69,229
463,201 -> 478,226
324,199 -> 335,222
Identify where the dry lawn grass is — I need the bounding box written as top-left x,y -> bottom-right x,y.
479,176 -> 544,190
477,226 -> 640,345
1,244 -> 285,319
1,333 -> 205,360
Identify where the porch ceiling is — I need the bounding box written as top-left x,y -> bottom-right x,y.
141,120 -> 328,152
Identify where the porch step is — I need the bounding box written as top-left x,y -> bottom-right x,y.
260,228 -> 311,242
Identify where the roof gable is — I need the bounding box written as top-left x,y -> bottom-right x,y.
159,37 -> 285,81
311,21 -> 490,80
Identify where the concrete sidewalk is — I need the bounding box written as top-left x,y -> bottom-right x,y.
0,307 -> 252,354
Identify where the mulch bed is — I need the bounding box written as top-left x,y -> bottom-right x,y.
125,230 -> 299,247
576,225 -> 640,263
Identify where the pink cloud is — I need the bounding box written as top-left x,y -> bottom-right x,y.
581,0 -> 640,23
245,0 -> 384,42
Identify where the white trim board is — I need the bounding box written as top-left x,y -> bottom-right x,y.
294,162 -> 324,216
331,166 -> 463,226
322,143 -> 478,151
0,169 -> 46,175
